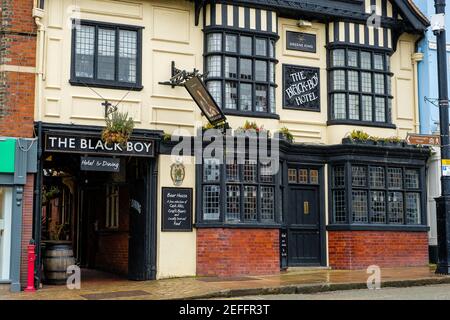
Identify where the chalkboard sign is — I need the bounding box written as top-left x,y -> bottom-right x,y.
162,187 -> 193,232
280,229 -> 288,270
283,64 -> 320,111
286,31 -> 316,53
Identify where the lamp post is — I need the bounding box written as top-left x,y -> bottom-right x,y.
434,0 -> 450,274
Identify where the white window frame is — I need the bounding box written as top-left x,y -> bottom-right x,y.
105,184 -> 119,229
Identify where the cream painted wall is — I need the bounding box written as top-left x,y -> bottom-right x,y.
156,155 -> 196,279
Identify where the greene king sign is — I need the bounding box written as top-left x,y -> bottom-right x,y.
45,132 -> 155,157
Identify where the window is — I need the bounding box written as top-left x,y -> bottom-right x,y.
200,156 -> 280,224
71,21 -> 142,89
329,48 -> 392,124
106,184 -> 119,229
331,165 -> 423,226
205,32 -> 277,117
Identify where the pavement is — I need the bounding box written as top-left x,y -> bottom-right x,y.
1,265 -> 450,300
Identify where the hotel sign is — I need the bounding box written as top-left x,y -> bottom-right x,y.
80,156 -> 120,172
45,132 -> 155,157
283,64 -> 320,111
286,31 -> 316,53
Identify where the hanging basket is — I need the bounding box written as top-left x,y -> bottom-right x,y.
101,110 -> 135,146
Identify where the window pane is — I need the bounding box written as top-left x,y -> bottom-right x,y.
299,169 -> 308,184
97,28 -> 115,80
361,51 -> 371,69
207,55 -> 222,78
255,85 -> 268,112
374,74 -> 385,94
225,57 -> 237,79
243,160 -> 257,182
352,166 -> 367,187
361,72 -> 372,93
348,71 -> 359,92
269,86 -> 276,113
333,166 -> 345,187
255,38 -> 267,56
333,70 -> 346,90
370,191 -> 386,223
269,62 -> 275,83
369,167 -> 385,188
310,170 -> 319,184
260,163 -> 274,183
387,168 -> 403,189
348,50 -> 358,67
225,34 -> 237,52
240,58 -> 252,80
255,61 -> 267,82
207,81 -> 222,107
75,25 -> 95,78
387,76 -> 392,95
332,49 -> 345,67
261,186 -> 275,221
332,93 -> 346,119
226,160 -> 239,181
406,193 -> 421,224
225,82 -> 238,109
288,169 -> 297,183
203,158 -> 220,182
226,185 -> 240,222
240,36 -> 252,55
118,30 -> 137,83
333,190 -> 346,223
203,185 -> 220,220
374,54 -> 384,70
405,169 -> 420,189
207,33 -> 222,52
388,192 -> 404,224
352,190 -> 368,223
349,94 -> 360,120
269,40 -> 275,58
375,97 -> 386,122
243,186 -> 257,221
362,95 -> 373,121
240,83 -> 252,111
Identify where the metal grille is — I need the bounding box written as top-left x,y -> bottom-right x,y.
97,28 -> 115,80
352,166 -> 367,187
226,185 -> 240,221
387,168 -> 403,189
203,158 -> 220,182
203,185 -> 220,220
256,38 -> 267,56
118,30 -> 137,83
207,33 -> 222,52
255,61 -> 267,82
75,25 -> 95,78
243,186 -> 257,221
370,191 -> 386,223
225,34 -> 237,52
369,166 -> 385,188
243,160 -> 257,182
388,192 -> 404,224
261,186 -> 275,221
333,166 -> 345,187
225,82 -> 238,109
352,190 -> 368,223
349,94 -> 360,120
348,71 -> 359,91
405,169 -> 419,189
225,57 -> 237,79
207,55 -> 222,78
333,190 -> 346,223
406,193 -> 421,224
255,85 -> 268,112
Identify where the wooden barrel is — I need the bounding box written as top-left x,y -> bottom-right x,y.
43,242 -> 75,285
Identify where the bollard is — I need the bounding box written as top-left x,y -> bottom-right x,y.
24,240 -> 36,292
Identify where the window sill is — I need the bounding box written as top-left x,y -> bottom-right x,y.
326,224 -> 429,232
327,120 -> 396,129
223,109 -> 280,119
195,222 -> 282,229
70,79 -> 143,91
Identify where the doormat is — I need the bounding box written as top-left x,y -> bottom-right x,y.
197,276 -> 260,282
81,290 -> 150,300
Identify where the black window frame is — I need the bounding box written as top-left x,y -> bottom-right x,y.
70,20 -> 143,91
204,29 -> 279,120
329,162 -> 427,228
327,45 -> 394,128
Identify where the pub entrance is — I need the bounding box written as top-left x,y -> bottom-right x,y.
37,127 -> 158,285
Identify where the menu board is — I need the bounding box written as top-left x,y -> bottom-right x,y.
162,187 -> 193,232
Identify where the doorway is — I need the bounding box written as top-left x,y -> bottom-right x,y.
286,166 -> 324,266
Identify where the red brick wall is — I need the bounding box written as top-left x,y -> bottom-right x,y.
20,175 -> 34,286
328,231 -> 429,270
197,228 -> 279,277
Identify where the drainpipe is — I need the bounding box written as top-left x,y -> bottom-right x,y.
32,6 -> 45,122
412,52 -> 424,133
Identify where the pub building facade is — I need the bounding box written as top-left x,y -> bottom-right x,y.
29,0 -> 430,286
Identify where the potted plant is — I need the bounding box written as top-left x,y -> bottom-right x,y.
276,127 -> 294,143
42,186 -> 60,206
343,130 -> 375,145
235,120 -> 271,138
101,110 -> 135,146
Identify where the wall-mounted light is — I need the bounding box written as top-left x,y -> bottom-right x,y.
297,20 -> 312,27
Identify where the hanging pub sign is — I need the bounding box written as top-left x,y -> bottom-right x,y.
45,132 -> 155,157
80,156 -> 120,172
283,64 -> 320,111
184,76 -> 227,126
286,31 -> 316,53
162,187 -> 193,232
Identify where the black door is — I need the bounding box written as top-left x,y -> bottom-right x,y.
128,160 -> 153,280
287,186 -> 321,266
